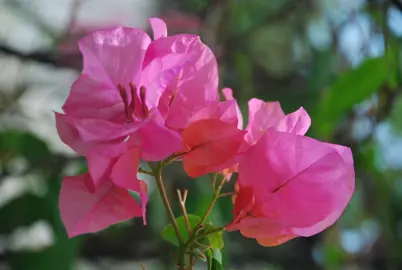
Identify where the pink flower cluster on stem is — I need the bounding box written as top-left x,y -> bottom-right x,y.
55,18 -> 355,247
225,98 -> 354,246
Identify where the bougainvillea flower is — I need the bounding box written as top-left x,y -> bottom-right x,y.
56,109 -> 148,229
56,18 -> 222,236
56,126 -> 149,235
55,112 -> 143,193
56,18 -> 213,183
182,119 -> 246,177
226,129 -> 355,246
55,17 -> 219,182
57,18 -> 219,160
146,21 -> 219,130
180,101 -> 246,177
148,17 -> 168,40
179,89 -> 245,179
109,146 -> 148,222
57,19 -> 123,70
222,88 -> 243,129
220,98 -> 311,178
58,24 -> 195,160
59,173 -> 142,238
245,98 -> 311,144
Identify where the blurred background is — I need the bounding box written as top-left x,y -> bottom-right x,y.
1,0 -> 402,269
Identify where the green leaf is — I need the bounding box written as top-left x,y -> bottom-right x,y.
206,249 -> 213,270
211,259 -> 223,270
0,130 -> 51,165
248,24 -> 294,78
386,42 -> 400,89
231,0 -> 292,34
212,249 -> 223,270
212,258 -> 223,270
204,224 -> 224,249
308,49 -> 335,93
212,248 -> 222,263
160,215 -> 201,246
206,249 -> 223,270
389,95 -> 402,134
323,243 -> 345,267
315,56 -> 389,137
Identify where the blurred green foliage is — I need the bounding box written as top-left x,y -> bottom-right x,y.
161,215 -> 202,247
0,131 -> 82,270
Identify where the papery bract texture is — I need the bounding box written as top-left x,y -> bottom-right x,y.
56,17 -> 222,163
62,27 -> 150,118
59,173 -> 142,238
182,119 -> 246,177
227,129 -> 355,246
132,109 -> 183,161
58,19 -> 215,163
245,98 -> 311,144
180,101 -> 246,177
222,88 -> 243,129
154,38 -> 219,130
55,17 -> 235,237
149,18 -> 168,40
110,146 -> 148,224
212,98 -> 311,179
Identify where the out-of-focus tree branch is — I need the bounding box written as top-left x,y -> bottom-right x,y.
4,0 -> 59,39
0,0 -> 86,68
0,44 -> 59,66
391,0 -> 402,11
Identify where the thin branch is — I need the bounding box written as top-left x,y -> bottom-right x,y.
199,174 -> 226,225
64,0 -> 83,34
218,192 -> 236,198
0,44 -> 59,66
177,225 -> 205,269
196,244 -> 212,260
177,189 -> 191,234
151,163 -> 184,245
138,167 -> 154,176
195,226 -> 225,240
211,172 -> 218,192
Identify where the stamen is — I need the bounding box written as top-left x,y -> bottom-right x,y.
139,86 -> 148,117
168,72 -> 181,106
168,92 -> 176,106
118,84 -> 133,122
129,82 -> 137,112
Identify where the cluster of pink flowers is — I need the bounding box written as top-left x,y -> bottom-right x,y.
56,18 -> 354,246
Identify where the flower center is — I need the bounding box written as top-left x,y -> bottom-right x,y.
118,82 -> 149,123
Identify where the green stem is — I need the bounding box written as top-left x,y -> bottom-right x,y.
177,175 -> 227,269
138,167 -> 153,176
178,226 -> 225,270
162,151 -> 188,167
199,175 -> 226,225
151,162 -> 184,246
196,226 -> 225,241
178,225 -> 204,269
177,245 -> 187,270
